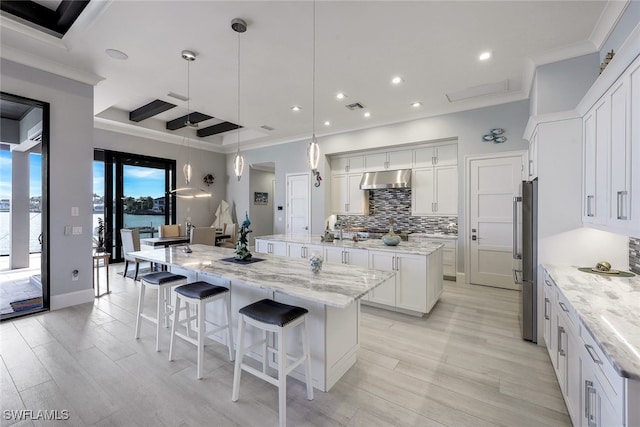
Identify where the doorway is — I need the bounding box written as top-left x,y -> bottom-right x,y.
249,163 -> 275,244
0,92 -> 49,320
286,173 -> 311,234
93,150 -> 176,262
466,152 -> 525,289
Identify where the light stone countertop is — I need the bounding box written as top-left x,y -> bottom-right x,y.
408,233 -> 458,241
254,234 -> 444,255
543,264 -> 640,380
130,244 -> 396,309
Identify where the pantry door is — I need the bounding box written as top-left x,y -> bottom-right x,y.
467,152 -> 525,289
286,173 -> 310,234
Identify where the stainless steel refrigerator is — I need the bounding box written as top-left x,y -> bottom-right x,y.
513,179 -> 537,342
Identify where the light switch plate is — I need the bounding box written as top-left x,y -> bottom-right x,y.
64,226 -> 72,235
71,207 -> 79,216
72,226 -> 82,235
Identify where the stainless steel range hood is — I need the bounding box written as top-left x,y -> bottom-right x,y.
359,169 -> 412,190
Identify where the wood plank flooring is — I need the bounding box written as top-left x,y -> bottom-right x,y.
0,266 -> 570,426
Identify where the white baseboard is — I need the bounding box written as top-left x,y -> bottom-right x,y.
456,272 -> 466,283
50,288 -> 94,310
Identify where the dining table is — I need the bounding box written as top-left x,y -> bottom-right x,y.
128,243 -> 395,392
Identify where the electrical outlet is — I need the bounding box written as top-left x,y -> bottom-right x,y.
71,207 -> 79,216
71,269 -> 79,281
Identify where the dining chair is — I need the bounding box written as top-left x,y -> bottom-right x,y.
190,227 -> 217,245
218,223 -> 237,248
159,224 -> 183,238
121,228 -> 143,280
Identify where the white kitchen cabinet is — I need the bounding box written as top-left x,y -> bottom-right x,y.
367,250 -> 396,306
323,246 -> 368,267
582,98 -> 609,225
331,173 -> 368,215
254,239 -> 287,257
528,129 -> 538,179
411,166 -> 458,216
364,149 -> 413,171
413,143 -> 457,167
331,155 -> 364,174
542,274 -> 555,362
287,242 -> 322,259
408,235 -> 456,279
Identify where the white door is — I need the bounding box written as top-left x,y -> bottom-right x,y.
286,173 -> 310,234
468,153 -> 524,289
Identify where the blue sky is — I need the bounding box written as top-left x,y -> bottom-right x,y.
0,150 -> 42,199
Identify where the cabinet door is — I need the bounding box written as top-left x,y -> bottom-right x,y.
364,152 -> 387,171
255,239 -> 268,254
580,347 -> 622,427
608,78 -> 631,228
528,130 -> 538,179
347,174 -> 367,214
287,242 -> 306,259
435,144 -> 457,166
323,246 -> 345,264
388,150 -> 413,169
272,241 -> 287,257
368,250 -> 396,306
565,318 -> 581,425
395,253 -> 427,313
331,175 -> 349,214
331,157 -> 350,173
630,61 -> 640,234
348,156 -> 364,173
344,247 -> 368,267
434,166 -> 458,215
411,168 -> 435,215
543,281 -> 552,350
584,98 -> 610,225
413,146 -> 436,168
583,108 -> 597,223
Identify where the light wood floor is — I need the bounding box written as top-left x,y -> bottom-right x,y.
0,265 -> 571,427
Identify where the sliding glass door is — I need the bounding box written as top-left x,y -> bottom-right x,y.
94,150 -> 176,262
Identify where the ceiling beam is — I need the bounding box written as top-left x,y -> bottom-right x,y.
129,99 -> 177,122
197,122 -> 241,137
0,0 -> 90,37
166,112 -> 213,131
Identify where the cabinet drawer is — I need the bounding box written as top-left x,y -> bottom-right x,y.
581,325 -> 624,415
555,288 -> 577,329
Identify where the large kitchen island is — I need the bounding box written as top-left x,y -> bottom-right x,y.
254,234 -> 444,316
130,244 -> 396,392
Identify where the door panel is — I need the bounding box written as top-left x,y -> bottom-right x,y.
287,173 -> 310,234
469,154 -> 524,289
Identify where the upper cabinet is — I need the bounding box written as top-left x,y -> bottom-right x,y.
364,149 -> 413,171
331,173 -> 368,215
413,144 -> 457,168
528,129 -> 538,179
582,54 -> 639,234
331,155 -> 364,174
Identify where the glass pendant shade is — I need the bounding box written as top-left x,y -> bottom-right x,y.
308,135 -> 319,171
183,162 -> 192,185
233,150 -> 244,181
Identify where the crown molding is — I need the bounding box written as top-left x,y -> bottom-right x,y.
522,110 -> 581,141
589,0 -> 631,51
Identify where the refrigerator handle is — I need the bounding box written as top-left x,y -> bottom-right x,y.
512,269 -> 525,285
513,196 -> 522,260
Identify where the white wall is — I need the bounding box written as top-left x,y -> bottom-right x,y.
600,1 -> 640,63
249,167 -> 275,244
93,129 -> 227,228
532,53 -> 600,116
2,58 -> 95,308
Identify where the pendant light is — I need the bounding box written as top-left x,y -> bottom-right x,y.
307,0 -> 322,187
232,18 -> 246,181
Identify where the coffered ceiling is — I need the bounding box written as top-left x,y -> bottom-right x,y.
0,1 -> 624,153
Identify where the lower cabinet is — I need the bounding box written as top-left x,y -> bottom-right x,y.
408,235 -> 457,279
287,242 -> 322,259
254,239 -> 287,257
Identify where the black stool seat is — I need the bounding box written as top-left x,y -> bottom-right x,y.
141,271 -> 186,285
175,281 -> 229,299
239,299 -> 308,327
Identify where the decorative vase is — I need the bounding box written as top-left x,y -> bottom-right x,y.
309,254 -> 323,274
381,219 -> 401,246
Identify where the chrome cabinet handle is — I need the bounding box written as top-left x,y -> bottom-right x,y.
544,298 -> 550,320
617,191 -> 628,220
558,301 -> 569,313
344,251 -> 349,265
585,380 -> 597,427
545,279 -> 552,287
585,344 -> 603,365
587,195 -> 594,217
345,165 -> 350,173
513,196 -> 522,259
529,159 -> 533,176
558,326 -> 566,356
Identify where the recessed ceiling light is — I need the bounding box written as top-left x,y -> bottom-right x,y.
105,49 -> 128,60
324,121 -> 331,126
479,51 -> 492,61
391,76 -> 403,85
364,111 -> 371,118
336,92 -> 347,100
412,101 -> 422,108
291,105 -> 301,111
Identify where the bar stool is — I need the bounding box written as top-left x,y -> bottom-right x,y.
134,271 -> 187,351
232,299 -> 313,427
169,281 -> 234,379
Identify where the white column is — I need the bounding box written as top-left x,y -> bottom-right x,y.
10,150 -> 30,269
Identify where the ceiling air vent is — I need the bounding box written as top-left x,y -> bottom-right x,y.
345,102 -> 365,111
261,125 -> 275,131
27,122 -> 43,142
167,92 -> 189,102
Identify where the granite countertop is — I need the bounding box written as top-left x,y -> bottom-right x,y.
255,234 -> 443,255
131,244 -> 395,309
408,233 -> 458,240
543,264 -> 640,380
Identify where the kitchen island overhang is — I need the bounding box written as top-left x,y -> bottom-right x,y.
129,244 -> 396,392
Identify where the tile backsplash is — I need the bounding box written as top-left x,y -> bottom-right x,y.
630,237 -> 640,274
336,188 -> 457,234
